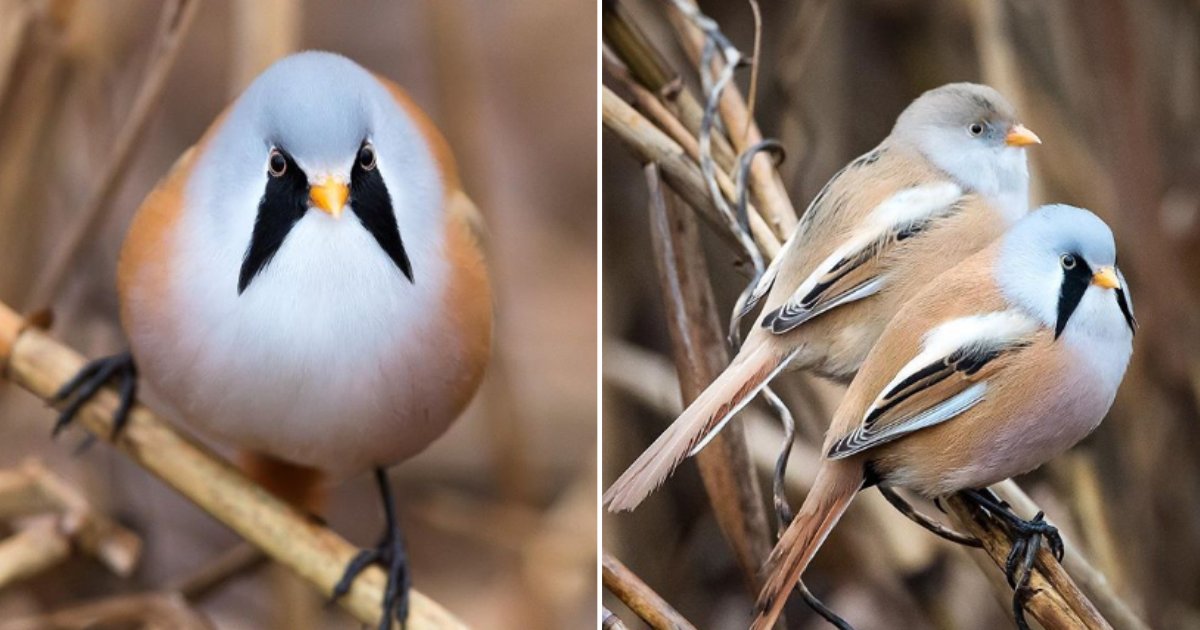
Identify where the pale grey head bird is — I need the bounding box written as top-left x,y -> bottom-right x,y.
752,204 -> 1135,629
605,82 -> 1042,512
51,51 -> 493,629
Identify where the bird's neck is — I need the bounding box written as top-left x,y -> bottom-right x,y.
929,146 -> 1030,223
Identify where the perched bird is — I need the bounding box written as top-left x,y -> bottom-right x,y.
53,51 -> 492,628
605,83 -> 1041,511
751,205 -> 1136,629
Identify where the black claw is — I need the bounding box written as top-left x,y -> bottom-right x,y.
962,489 -> 1064,629
111,363 -> 138,438
333,547 -> 383,599
1011,534 -> 1040,630
51,352 -> 137,441
1004,537 -> 1027,588
52,359 -> 106,402
333,468 -> 409,630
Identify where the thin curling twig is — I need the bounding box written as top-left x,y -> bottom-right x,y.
667,0 -> 799,238
25,0 -> 201,310
601,0 -> 738,170
760,385 -> 795,531
603,86 -> 781,257
605,50 -> 781,260
0,301 -> 466,630
764,386 -> 855,629
669,0 -> 766,288
729,139 -> 786,350
797,582 -> 853,630
744,0 -> 763,140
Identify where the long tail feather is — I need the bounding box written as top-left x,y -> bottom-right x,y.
604,342 -> 789,512
751,460 -> 862,630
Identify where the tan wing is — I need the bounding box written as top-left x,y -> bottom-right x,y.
826,314 -> 1037,458
819,246 -> 1048,455
756,144 -> 967,332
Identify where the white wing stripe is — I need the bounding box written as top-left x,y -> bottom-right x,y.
782,182 -> 964,316
867,310 -> 1037,420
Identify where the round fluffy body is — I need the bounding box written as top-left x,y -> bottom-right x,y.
120,52 -> 489,477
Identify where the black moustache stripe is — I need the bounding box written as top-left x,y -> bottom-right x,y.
239,151 -> 309,295
1055,256 -> 1092,339
350,159 -> 413,282
1115,287 -> 1137,334
239,146 -> 413,295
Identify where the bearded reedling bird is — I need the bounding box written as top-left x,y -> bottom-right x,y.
604,83 -> 1042,511
750,205 -> 1136,630
51,51 -> 492,628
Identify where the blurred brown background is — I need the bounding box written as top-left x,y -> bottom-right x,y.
604,0 -> 1200,628
0,0 -> 596,628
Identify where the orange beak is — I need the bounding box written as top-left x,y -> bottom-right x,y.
309,178 -> 349,218
1005,124 -> 1042,147
1092,266 -> 1119,289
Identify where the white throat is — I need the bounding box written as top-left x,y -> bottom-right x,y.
925,141 -> 1030,222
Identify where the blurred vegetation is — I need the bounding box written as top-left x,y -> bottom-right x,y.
603,0 -> 1200,628
0,1 -> 596,628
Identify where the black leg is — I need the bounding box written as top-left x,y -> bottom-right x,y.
332,468 -> 410,630
961,488 -> 1064,630
878,486 -> 981,548
51,352 -> 137,441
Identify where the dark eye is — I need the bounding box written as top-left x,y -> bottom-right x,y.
358,143 -> 377,171
968,123 -> 985,136
1060,253 -> 1077,270
268,149 -> 287,177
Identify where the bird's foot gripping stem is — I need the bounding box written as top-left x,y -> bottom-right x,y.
51,351 -> 137,441
963,488 -> 1064,630
333,468 -> 411,630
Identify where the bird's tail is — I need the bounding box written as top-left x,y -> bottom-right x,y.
240,451 -> 327,515
751,460 -> 862,630
603,341 -> 791,512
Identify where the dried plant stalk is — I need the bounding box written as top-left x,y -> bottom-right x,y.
0,460 -> 142,577
944,494 -> 1112,630
0,592 -> 214,630
602,552 -> 697,630
604,87 -> 781,257
990,480 -> 1149,630
26,0 -> 201,309
602,1 -> 737,170
0,518 -> 70,588
644,164 -> 774,591
0,301 -> 466,630
664,0 -> 799,239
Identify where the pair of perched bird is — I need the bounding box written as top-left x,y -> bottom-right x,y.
604,83 -> 1136,628
50,52 -> 491,629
